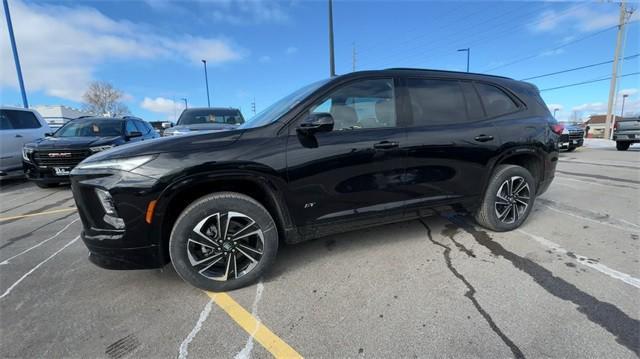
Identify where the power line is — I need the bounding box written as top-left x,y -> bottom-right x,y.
520,54 -> 640,81
484,24 -> 630,72
539,72 -> 640,92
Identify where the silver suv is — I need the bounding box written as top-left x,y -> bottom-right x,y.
0,107 -> 51,178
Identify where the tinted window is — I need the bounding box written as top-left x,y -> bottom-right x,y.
134,120 -> 150,134
311,78 -> 396,130
125,120 -> 138,134
0,109 -> 41,129
475,83 -> 518,118
178,110 -> 244,125
407,79 -> 467,125
460,82 -> 485,122
56,119 -> 123,137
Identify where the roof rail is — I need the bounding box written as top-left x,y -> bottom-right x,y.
384,67 -> 512,80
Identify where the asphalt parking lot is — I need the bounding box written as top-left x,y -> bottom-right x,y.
1,139 -> 638,359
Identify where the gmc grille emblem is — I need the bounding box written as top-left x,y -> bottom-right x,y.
48,152 -> 72,158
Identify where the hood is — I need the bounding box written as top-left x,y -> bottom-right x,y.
86,128 -> 245,162
28,136 -> 123,149
166,123 -> 238,134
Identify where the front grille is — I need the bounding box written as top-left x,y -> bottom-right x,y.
568,130 -> 584,140
32,149 -> 91,168
560,134 -> 570,142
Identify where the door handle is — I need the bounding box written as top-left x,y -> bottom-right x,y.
15,134 -> 23,138
373,141 -> 399,149
474,135 -> 494,142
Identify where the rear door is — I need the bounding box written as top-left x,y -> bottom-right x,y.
401,77 -> 501,214
285,77 -> 409,236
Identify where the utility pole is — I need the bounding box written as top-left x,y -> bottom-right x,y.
181,98 -> 188,109
201,59 -> 211,107
352,42 -> 357,72
251,97 -> 256,116
457,48 -> 470,72
3,0 -> 28,108
328,0 -> 336,77
604,0 -> 629,139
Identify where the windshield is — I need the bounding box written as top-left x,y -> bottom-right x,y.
239,79 -> 329,129
178,110 -> 244,126
55,119 -> 123,137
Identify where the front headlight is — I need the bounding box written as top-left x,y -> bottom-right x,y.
22,147 -> 33,162
75,155 -> 155,172
89,145 -> 115,153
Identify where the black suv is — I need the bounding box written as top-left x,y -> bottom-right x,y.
24,116 -> 159,187
70,69 -> 559,291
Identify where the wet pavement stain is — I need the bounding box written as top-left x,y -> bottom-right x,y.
442,224 -> 476,258
419,219 -> 525,359
447,215 -> 640,356
0,211 -> 77,250
1,196 -> 75,225
555,170 -> 640,185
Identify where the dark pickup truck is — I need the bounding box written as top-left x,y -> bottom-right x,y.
613,116 -> 640,151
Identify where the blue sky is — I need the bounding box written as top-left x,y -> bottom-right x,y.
1,0 -> 639,123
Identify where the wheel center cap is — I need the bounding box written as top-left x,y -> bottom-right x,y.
222,241 -> 234,251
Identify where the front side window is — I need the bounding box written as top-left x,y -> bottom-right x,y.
126,120 -> 138,135
134,120 -> 149,134
475,83 -> 519,118
407,78 -> 467,125
310,78 -> 396,130
0,109 -> 41,129
55,119 -> 124,137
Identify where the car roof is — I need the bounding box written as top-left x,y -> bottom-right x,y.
183,107 -> 241,113
335,68 -> 514,82
0,106 -> 39,112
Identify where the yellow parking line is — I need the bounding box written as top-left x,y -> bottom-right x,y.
0,208 -> 77,222
206,291 -> 303,359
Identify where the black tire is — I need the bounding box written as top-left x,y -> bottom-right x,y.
169,192 -> 278,292
475,165 -> 536,232
616,141 -> 630,151
35,182 -> 58,188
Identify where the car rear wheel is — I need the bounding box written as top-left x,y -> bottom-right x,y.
616,141 -> 630,151
475,165 -> 536,232
169,192 -> 278,292
35,182 -> 59,188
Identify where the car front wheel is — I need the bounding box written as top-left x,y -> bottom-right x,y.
475,165 -> 536,232
616,141 -> 630,151
169,192 -> 278,292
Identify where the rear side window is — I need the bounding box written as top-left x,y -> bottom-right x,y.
407,78 -> 467,125
475,83 -> 519,118
0,109 -> 41,129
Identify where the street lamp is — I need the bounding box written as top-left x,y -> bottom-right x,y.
457,48 -> 470,72
201,59 -> 211,107
620,94 -> 629,118
181,98 -> 188,109
553,108 -> 559,118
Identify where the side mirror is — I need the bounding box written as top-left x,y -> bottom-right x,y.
127,131 -> 142,139
297,113 -> 334,134
44,132 -> 54,137
161,122 -> 172,129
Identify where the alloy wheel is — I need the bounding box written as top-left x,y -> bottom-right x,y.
187,211 -> 264,281
494,176 -> 530,224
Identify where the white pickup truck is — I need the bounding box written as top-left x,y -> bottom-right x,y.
613,116 -> 640,151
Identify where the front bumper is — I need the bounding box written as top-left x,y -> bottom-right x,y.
613,134 -> 639,142
24,161 -> 72,183
71,168 -> 167,270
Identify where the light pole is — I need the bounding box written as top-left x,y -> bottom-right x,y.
3,0 -> 28,108
553,108 -> 559,118
457,48 -> 470,72
181,98 -> 188,109
328,0 -> 335,77
201,59 -> 211,107
620,94 -> 629,118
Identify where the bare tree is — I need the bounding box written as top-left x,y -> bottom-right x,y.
82,81 -> 130,116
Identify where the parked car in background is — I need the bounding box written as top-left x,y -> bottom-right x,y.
162,108 -> 244,136
0,107 -> 52,179
70,68 -> 558,292
558,122 -> 584,151
23,116 -> 159,187
613,116 -> 640,151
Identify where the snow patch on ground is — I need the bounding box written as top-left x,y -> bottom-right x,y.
583,138 -> 615,149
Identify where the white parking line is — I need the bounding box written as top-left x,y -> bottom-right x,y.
178,299 -> 214,359
0,218 -> 80,265
539,203 -> 639,233
0,236 -> 79,300
518,229 -> 640,289
235,281 -> 264,359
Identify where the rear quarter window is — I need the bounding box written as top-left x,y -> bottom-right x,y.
475,83 -> 519,118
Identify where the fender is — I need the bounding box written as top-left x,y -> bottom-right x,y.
481,143 -> 548,196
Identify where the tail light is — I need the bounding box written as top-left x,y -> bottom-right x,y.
550,123 -> 564,135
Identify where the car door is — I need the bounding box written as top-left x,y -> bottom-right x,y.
285,77 -> 409,237
400,77 -> 502,215
0,109 -> 46,172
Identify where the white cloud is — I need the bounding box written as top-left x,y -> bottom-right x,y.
184,0 -> 290,25
532,4 -> 637,33
569,89 -> 640,117
0,0 -> 245,102
285,46 -> 298,55
540,48 -> 565,57
140,97 -> 185,121
258,55 -> 271,63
